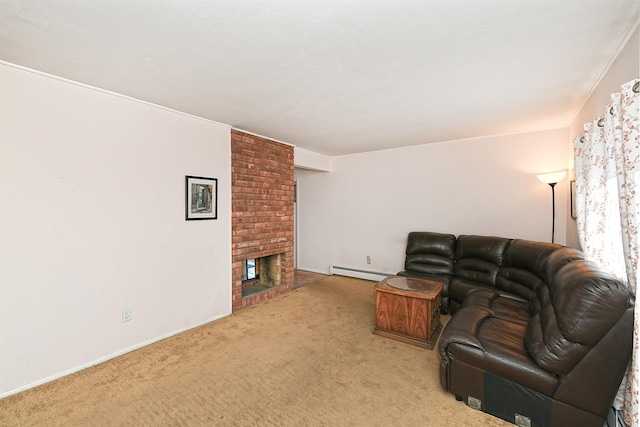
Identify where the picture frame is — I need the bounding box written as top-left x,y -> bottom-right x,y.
570,180 -> 577,219
186,175 -> 218,220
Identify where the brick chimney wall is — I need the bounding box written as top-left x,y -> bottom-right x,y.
231,130 -> 295,312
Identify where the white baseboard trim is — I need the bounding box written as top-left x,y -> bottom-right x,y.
0,312 -> 230,399
329,265 -> 391,282
295,267 -> 331,275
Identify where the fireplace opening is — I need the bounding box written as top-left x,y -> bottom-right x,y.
242,259 -> 258,281
242,253 -> 283,297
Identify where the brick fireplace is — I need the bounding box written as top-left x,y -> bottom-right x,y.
231,130 -> 294,312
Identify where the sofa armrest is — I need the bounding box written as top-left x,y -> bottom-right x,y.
438,306 -> 488,360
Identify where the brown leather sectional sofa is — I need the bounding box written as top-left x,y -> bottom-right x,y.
397,231 -> 633,427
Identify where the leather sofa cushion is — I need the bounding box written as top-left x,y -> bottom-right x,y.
525,260 -> 630,376
439,305 -> 558,396
544,246 -> 585,280
462,289 -> 529,325
454,235 -> 511,286
404,232 -> 456,275
495,267 -> 543,311
500,239 -> 561,280
496,239 -> 563,310
449,277 -> 496,308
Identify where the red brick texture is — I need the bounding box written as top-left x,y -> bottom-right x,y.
231,130 -> 295,311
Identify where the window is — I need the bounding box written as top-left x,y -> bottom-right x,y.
242,258 -> 257,281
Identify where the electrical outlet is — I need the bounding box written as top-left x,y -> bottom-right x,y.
367,255 -> 371,264
122,308 -> 132,323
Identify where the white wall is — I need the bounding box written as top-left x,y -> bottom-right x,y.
0,63 -> 232,397
294,147 -> 332,172
565,25 -> 639,249
295,128 -> 569,275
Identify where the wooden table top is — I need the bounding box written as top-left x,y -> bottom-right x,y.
375,275 -> 443,299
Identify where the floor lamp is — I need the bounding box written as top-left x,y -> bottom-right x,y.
536,171 -> 567,243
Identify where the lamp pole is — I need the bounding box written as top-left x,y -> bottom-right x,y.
548,182 -> 557,243
536,171 -> 566,244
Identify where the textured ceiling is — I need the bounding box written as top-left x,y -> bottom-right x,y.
1,0 -> 638,155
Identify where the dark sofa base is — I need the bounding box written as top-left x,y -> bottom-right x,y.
444,360 -> 605,427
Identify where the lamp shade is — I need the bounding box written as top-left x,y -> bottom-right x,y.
536,171 -> 567,185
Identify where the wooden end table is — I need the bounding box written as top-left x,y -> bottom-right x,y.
373,275 -> 444,350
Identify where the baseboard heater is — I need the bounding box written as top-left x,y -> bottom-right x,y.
329,265 -> 390,282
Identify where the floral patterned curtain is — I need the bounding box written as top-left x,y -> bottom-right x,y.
573,78 -> 639,425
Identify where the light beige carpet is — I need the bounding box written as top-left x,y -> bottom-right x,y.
0,275 -> 510,426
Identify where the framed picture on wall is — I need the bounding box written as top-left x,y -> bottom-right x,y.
186,175 -> 218,220
570,180 -> 577,219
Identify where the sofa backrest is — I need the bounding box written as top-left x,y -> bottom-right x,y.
404,232 -> 456,275
544,245 -> 585,280
454,235 -> 511,287
497,239 -> 565,312
525,259 -> 631,376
